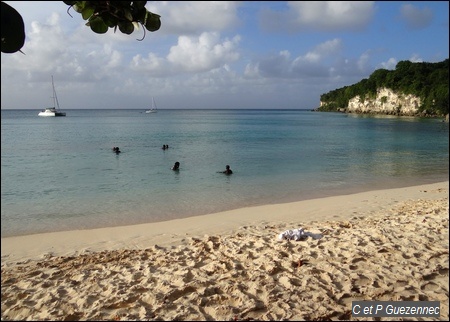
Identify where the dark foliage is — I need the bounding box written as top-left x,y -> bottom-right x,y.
1,1 -> 161,54
319,59 -> 449,116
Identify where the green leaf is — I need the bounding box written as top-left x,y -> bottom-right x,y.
1,2 -> 25,53
145,12 -> 161,32
133,7 -> 147,22
123,8 -> 133,22
101,13 -> 118,28
88,16 -> 108,34
72,1 -> 86,14
62,1 -> 161,39
81,6 -> 95,20
118,21 -> 134,34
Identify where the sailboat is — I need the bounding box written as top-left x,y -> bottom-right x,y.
38,76 -> 66,117
145,97 -> 157,113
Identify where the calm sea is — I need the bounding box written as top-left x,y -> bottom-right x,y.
1,109 -> 448,237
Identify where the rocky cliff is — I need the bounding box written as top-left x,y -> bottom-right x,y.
346,87 -> 421,116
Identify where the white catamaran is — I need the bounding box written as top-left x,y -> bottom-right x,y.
38,76 -> 66,117
145,97 -> 157,113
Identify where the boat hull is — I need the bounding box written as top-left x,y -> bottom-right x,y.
38,108 -> 66,117
38,112 -> 66,117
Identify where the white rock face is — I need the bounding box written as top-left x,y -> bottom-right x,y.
346,88 -> 421,115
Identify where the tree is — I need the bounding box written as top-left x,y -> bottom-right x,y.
318,59 -> 449,116
1,1 -> 161,54
1,1 -> 25,53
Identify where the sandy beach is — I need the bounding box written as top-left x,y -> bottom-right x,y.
1,181 -> 449,321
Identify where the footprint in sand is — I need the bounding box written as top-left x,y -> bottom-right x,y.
421,282 -> 439,291
354,275 -> 371,287
423,272 -> 439,281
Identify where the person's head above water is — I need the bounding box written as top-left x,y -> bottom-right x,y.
223,165 -> 232,174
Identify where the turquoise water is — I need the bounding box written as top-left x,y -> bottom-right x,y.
1,109 -> 448,237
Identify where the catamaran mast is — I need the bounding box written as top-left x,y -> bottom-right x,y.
51,75 -> 60,109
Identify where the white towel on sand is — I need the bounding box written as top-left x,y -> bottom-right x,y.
277,228 -> 323,241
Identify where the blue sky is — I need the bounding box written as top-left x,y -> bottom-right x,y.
1,1 -> 448,110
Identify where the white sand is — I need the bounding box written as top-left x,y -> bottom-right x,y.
1,181 -> 449,321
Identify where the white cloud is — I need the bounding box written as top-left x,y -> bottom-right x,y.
400,4 -> 433,30
378,54 -> 423,71
379,58 -> 398,70
245,38 -> 343,79
409,54 -> 423,63
1,1 -> 447,110
130,32 -> 241,75
148,1 -> 241,35
291,1 -> 375,31
131,53 -> 168,76
260,1 -> 375,32
167,32 -> 241,72
307,38 -> 342,62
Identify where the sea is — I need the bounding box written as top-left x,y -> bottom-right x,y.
1,109 -> 449,238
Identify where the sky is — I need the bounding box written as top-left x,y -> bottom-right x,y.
1,1 -> 449,110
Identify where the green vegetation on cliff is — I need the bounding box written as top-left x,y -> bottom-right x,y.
318,59 -> 449,116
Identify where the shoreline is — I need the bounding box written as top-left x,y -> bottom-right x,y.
1,181 -> 448,321
2,176 -> 448,239
2,181 -> 448,265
